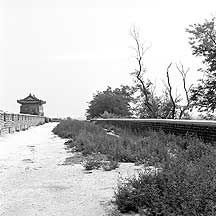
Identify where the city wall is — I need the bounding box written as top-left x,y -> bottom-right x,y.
0,112 -> 46,135
92,118 -> 216,142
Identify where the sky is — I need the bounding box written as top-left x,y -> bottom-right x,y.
0,0 -> 216,118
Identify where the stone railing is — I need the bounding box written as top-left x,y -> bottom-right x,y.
92,118 -> 216,142
0,112 -> 46,135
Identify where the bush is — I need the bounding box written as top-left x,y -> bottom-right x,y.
102,160 -> 119,171
82,153 -> 108,170
114,142 -> 216,215
53,119 -> 207,166
100,111 -> 120,119
53,119 -> 152,162
83,156 -> 102,170
53,119 -> 216,214
52,119 -> 105,139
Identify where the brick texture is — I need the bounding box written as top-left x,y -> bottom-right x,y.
0,113 -> 46,135
92,118 -> 216,142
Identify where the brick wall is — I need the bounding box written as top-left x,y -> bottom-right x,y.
0,113 -> 46,135
92,118 -> 216,142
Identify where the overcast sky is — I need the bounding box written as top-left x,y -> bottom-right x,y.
0,0 -> 215,118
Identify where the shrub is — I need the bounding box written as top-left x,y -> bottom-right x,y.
102,160 -> 119,171
64,139 -> 77,151
114,143 -> 216,215
82,153 -> 106,170
53,119 -> 216,214
52,119 -> 105,139
83,158 -> 101,170
100,111 -> 120,119
53,119 -> 203,166
53,119 -> 149,162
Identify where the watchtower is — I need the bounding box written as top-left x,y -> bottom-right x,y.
17,94 -> 46,116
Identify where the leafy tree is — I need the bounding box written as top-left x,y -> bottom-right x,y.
186,17 -> 216,113
86,86 -> 133,119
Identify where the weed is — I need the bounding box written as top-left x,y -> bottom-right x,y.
102,160 -> 119,171
53,119 -> 216,214
82,153 -> 105,170
114,143 -> 216,215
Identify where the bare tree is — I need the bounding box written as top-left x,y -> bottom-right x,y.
166,62 -> 176,119
130,26 -> 193,119
165,62 -> 193,119
176,62 -> 193,119
130,26 -> 157,118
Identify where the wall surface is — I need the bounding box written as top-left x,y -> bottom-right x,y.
92,118 -> 216,142
0,113 -> 46,135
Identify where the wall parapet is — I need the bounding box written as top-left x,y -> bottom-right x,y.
91,118 -> 216,142
0,112 -> 46,135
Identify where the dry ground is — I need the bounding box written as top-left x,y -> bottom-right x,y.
0,123 -> 142,216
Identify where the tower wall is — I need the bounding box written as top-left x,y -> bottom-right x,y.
20,104 -> 40,115
17,94 -> 46,116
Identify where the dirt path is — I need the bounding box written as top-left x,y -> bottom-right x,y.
0,123 -> 140,216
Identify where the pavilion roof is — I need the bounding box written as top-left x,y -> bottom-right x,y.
17,93 -> 46,105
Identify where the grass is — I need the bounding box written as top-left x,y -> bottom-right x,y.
52,119 -> 105,139
53,119 -> 208,165
115,147 -> 216,215
82,154 -> 102,170
114,135 -> 216,215
53,119 -> 180,164
53,119 -> 216,215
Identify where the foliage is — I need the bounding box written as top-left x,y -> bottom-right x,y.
86,85 -> 133,119
187,17 -> 216,113
198,112 -> 216,120
52,120 -> 159,163
53,119 -> 206,166
134,87 -> 174,119
54,120 -> 216,214
102,160 -> 119,171
82,153 -> 104,170
114,140 -> 216,215
187,17 -> 216,72
83,158 -> 101,170
100,111 -> 120,119
52,119 -> 105,139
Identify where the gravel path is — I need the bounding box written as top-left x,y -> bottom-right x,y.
0,123 -> 140,216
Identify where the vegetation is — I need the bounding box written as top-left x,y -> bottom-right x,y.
52,119 -> 105,139
86,26 -> 195,120
82,153 -> 104,170
86,86 -> 133,119
187,17 -> 216,116
86,17 -> 216,120
53,119 -> 216,215
82,153 -> 119,171
102,160 -> 119,171
53,16 -> 216,215
129,26 -> 193,119
53,119 -> 146,162
115,141 -> 216,215
53,119 -> 186,164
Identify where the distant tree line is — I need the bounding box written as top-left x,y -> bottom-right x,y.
86,16 -> 216,120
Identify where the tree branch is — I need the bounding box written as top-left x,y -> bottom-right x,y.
176,62 -> 192,119
166,62 -> 175,119
130,26 -> 156,118
207,31 -> 216,46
